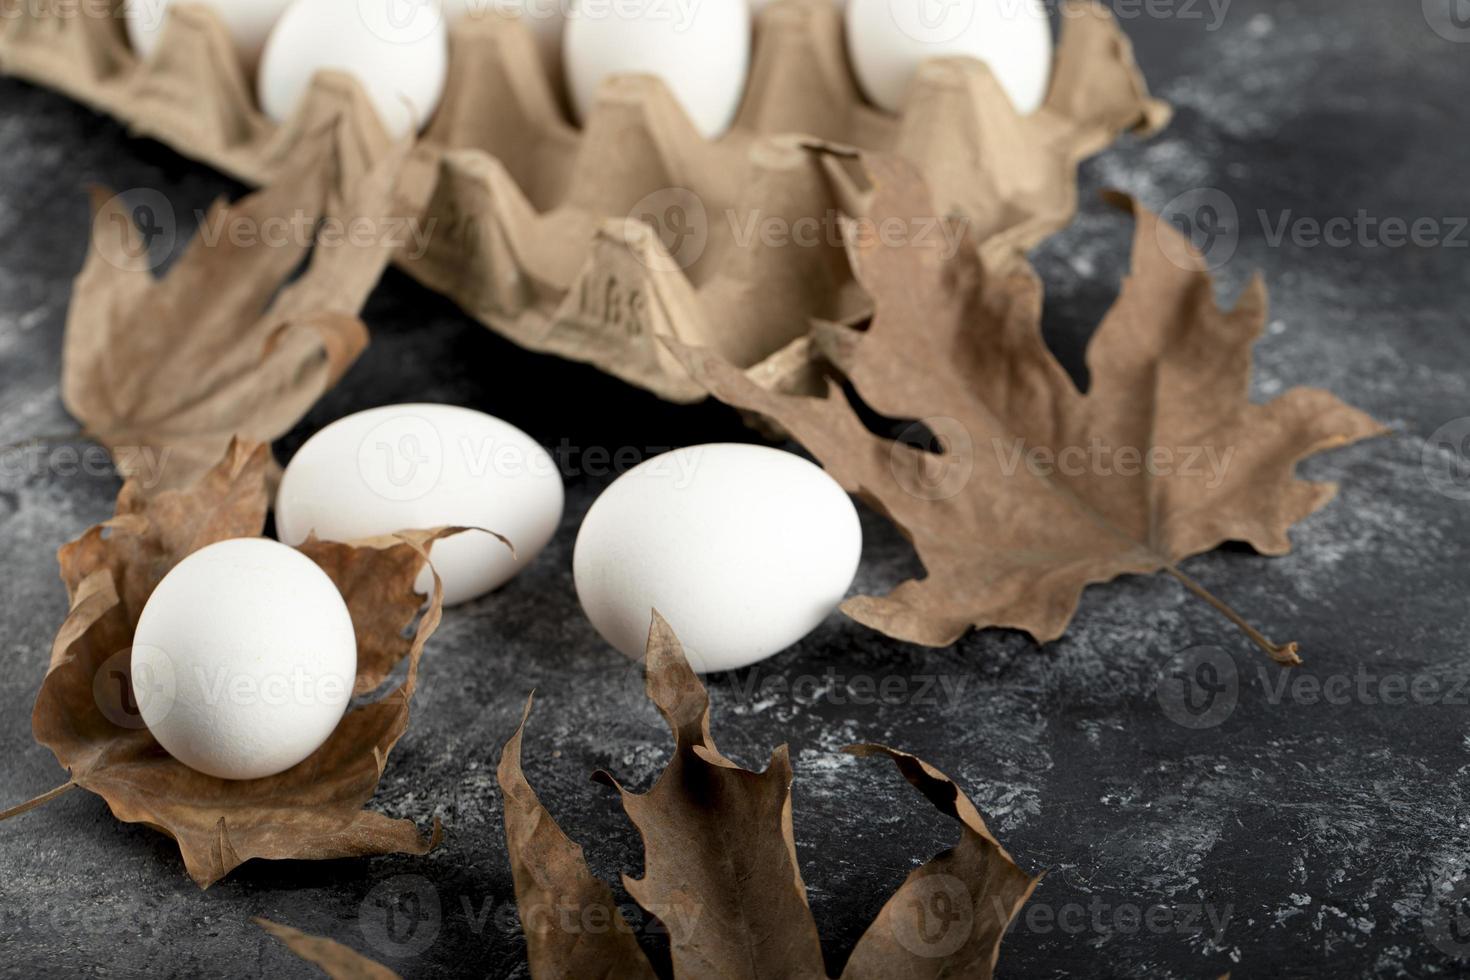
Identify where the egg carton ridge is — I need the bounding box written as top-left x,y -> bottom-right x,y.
0,0 -> 1168,402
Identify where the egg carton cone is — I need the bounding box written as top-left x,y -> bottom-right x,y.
0,0 -> 1168,402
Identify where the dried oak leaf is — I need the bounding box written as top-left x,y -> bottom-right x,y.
668,158 -> 1387,664
62,123 -> 422,493
498,613 -> 1037,979
256,918 -> 400,980
13,439 -> 456,887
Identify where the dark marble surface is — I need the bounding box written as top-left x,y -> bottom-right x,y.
3,1 -> 1469,977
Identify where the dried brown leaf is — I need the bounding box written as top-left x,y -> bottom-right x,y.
595,612 -> 827,980
56,437 -> 271,627
61,122 -> 424,493
499,613 -> 1037,980
256,918 -> 401,980
300,525 -> 512,696
668,158 -> 1387,664
22,439 -> 453,887
498,696 -> 658,980
839,746 -> 1039,979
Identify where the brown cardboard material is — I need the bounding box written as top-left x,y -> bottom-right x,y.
0,0 -> 1167,401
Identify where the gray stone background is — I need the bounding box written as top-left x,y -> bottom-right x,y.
3,0 -> 1469,976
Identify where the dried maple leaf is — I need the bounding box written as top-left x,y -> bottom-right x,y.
498,613 -> 1037,979
500,696 -> 658,980
61,123 -> 424,493
2,439 -> 464,887
668,158 -> 1387,664
256,919 -> 400,980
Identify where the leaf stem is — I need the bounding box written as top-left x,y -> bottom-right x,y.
1165,565 -> 1302,666
0,780 -> 77,821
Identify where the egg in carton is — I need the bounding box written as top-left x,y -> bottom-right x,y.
0,0 -> 1168,402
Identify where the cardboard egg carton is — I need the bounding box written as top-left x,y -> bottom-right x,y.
0,0 -> 1167,401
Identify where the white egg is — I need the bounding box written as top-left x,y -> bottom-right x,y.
444,0 -> 567,82
564,0 -> 751,139
125,0 -> 294,75
573,444 -> 861,672
257,0 -> 449,138
276,404 -> 564,607
131,538 -> 357,781
845,0 -> 1053,115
